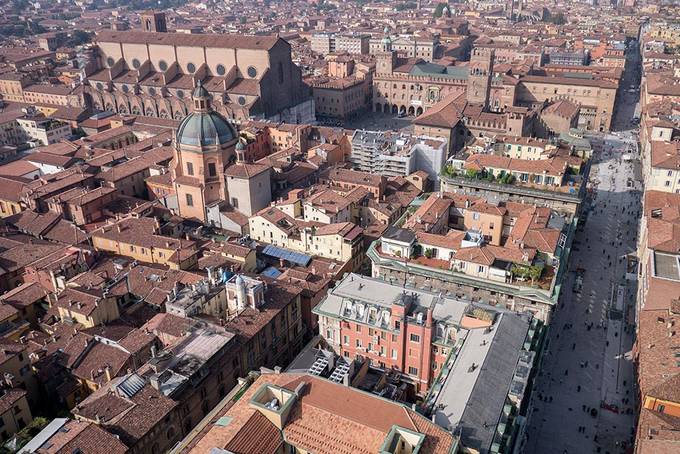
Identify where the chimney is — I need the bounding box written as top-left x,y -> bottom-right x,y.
104,365 -> 112,382
150,374 -> 160,390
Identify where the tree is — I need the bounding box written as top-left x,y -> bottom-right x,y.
511,264 -> 543,286
9,417 -> 50,452
70,30 -> 93,46
544,12 -> 566,25
433,2 -> 449,18
528,265 -> 543,284
499,172 -> 515,185
396,1 -> 417,10
465,168 -> 479,179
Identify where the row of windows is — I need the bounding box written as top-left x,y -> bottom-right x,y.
106,57 -> 257,79
186,162 -> 217,177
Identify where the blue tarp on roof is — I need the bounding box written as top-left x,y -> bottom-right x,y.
262,244 -> 312,267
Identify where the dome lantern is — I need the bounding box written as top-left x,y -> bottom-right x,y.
192,80 -> 211,112
175,81 -> 237,149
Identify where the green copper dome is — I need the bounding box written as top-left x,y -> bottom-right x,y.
176,110 -> 236,147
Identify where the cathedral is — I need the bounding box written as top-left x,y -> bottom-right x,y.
83,12 -> 315,124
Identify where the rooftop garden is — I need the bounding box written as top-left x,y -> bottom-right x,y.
442,165 -> 517,185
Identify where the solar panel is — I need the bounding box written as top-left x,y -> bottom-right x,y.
262,244 -> 312,267
261,267 -> 282,279
117,373 -> 146,398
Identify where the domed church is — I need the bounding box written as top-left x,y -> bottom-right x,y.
172,82 -> 238,222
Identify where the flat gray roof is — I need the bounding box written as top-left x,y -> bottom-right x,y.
316,273 -> 468,325
433,313 -> 531,454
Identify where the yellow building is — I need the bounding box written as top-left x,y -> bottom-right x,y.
0,177 -> 26,218
249,207 -> 363,267
91,217 -> 200,270
0,389 -> 32,442
0,303 -> 29,341
54,286 -> 120,328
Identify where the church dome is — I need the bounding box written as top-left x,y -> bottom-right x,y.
176,81 -> 237,148
176,111 -> 237,147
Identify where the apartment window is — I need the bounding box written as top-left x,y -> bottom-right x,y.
395,321 -> 400,330
186,162 -> 194,176
410,334 -> 420,343
478,265 -> 485,273
659,404 -> 665,413
408,366 -> 418,375
392,334 -> 398,342
208,163 -> 217,177
473,212 -> 480,220
356,339 -> 362,348
186,194 -> 193,206
391,349 -> 398,359
666,181 -> 671,187
356,325 -> 361,332
343,335 -> 349,345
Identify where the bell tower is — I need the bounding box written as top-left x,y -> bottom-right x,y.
505,0 -> 514,19
466,48 -> 494,109
140,11 -> 167,33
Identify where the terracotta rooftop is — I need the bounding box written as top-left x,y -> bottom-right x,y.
96,30 -> 281,51
188,372 -> 458,454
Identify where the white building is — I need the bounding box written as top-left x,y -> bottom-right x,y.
350,130 -> 448,188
